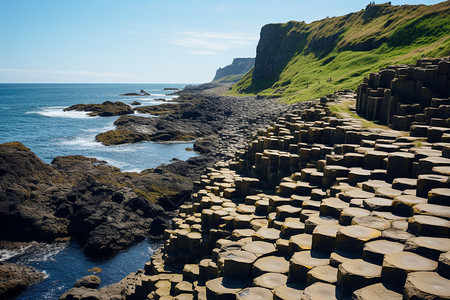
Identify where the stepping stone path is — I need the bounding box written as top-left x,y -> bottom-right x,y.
101,81 -> 450,299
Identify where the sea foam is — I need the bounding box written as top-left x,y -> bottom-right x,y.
27,107 -> 94,119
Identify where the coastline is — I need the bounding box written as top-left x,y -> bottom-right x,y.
0,82 -> 301,298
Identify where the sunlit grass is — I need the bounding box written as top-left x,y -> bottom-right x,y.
229,2 -> 450,104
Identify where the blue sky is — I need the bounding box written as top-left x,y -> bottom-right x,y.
0,0 -> 444,83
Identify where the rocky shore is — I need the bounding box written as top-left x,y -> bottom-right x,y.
0,83 -> 302,297
61,84 -> 450,299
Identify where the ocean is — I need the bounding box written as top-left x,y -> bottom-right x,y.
0,83 -> 196,172
0,83 -> 196,299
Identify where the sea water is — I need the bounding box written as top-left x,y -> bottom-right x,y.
0,83 -> 196,299
4,240 -> 161,299
0,83 -> 196,172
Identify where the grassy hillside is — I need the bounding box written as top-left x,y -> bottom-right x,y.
230,1 -> 450,103
212,73 -> 246,83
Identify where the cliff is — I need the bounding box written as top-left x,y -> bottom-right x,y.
231,1 -> 450,102
212,58 -> 255,83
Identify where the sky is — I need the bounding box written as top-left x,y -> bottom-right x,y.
0,0 -> 444,84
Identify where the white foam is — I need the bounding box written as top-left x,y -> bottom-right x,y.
27,107 -> 94,119
59,135 -> 99,149
133,113 -> 155,118
81,124 -> 116,133
28,243 -> 67,262
0,249 -> 18,261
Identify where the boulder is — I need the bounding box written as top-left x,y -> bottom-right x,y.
0,262 -> 45,299
74,275 -> 101,289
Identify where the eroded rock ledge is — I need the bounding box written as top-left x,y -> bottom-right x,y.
0,262 -> 45,299
0,144 -> 191,258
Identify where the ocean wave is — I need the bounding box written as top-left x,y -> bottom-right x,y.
1,242 -> 68,264
59,135 -> 99,149
28,243 -> 65,262
81,124 -> 116,133
27,107 -> 94,119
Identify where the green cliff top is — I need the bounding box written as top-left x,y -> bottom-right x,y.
230,1 -> 450,103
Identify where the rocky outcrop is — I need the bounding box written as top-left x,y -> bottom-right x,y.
64,101 -> 134,117
96,83 -> 301,161
212,58 -> 255,82
120,90 -> 150,96
0,262 -> 45,299
252,22 -> 310,84
134,103 -> 180,115
0,144 -> 192,258
356,57 -> 450,131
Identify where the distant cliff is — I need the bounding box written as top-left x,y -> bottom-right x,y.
212,58 -> 255,83
231,2 -> 450,102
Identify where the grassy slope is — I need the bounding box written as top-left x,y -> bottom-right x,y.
212,73 -> 246,83
230,2 -> 450,103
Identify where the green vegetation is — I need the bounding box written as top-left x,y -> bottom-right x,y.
328,99 -> 389,129
230,2 -> 450,103
212,73 -> 247,83
0,142 -> 31,151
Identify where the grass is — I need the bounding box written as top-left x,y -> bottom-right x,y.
328,99 -> 390,129
230,2 -> 450,103
212,73 -> 246,83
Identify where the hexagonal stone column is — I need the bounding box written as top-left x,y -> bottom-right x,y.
336,225 -> 381,254
241,241 -> 276,258
289,233 -> 312,253
339,207 -> 370,225
403,272 -> 450,300
337,259 -> 382,293
381,251 -> 438,286
273,283 -> 305,300
428,188 -> 450,206
306,265 -> 338,285
416,174 -> 449,197
289,250 -> 330,283
408,215 -> 450,237
302,282 -> 343,300
392,195 -> 427,216
352,283 -> 402,300
236,287 -> 273,300
439,251 -> 450,279
222,250 -> 257,279
404,236 -> 450,260
253,256 -> 290,277
362,240 -> 404,265
312,224 -> 341,254
205,277 -> 249,300
253,273 -> 288,290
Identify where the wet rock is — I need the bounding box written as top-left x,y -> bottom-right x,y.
74,275 -> 101,289
0,262 -> 46,299
64,101 -> 134,116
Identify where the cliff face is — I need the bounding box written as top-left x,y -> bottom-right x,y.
212,58 -> 255,82
232,2 -> 450,102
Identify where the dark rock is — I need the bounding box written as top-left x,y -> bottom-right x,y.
0,262 -> 45,299
134,103 -> 180,115
212,58 -> 255,82
130,101 -> 141,106
74,275 -> 101,289
0,142 -> 193,258
64,101 -> 134,117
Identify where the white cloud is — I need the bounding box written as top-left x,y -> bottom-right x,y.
168,31 -> 258,55
0,69 -> 141,83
